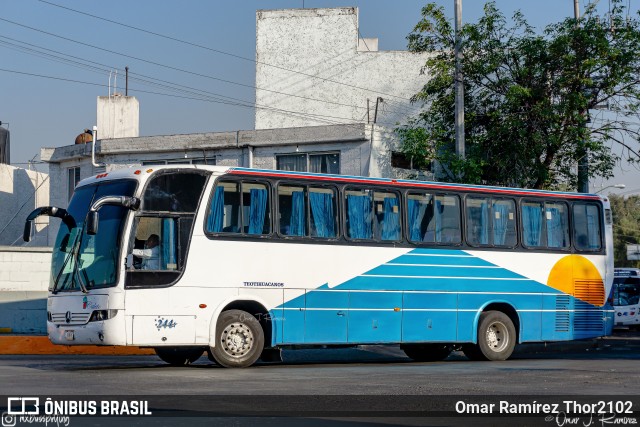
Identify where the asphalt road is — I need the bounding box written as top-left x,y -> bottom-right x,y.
0,331 -> 638,426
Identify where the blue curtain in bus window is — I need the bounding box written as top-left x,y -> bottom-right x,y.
206,186 -> 225,232
248,188 -> 267,234
310,192 -> 335,237
161,218 -> 176,269
407,199 -> 422,241
586,206 -> 600,249
493,203 -> 508,245
289,191 -> 305,236
381,197 -> 400,240
522,204 -> 542,246
347,195 -> 372,239
433,199 -> 443,242
546,207 -> 563,248
478,202 -> 489,244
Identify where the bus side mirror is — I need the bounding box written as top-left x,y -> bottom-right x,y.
23,220 -> 33,242
87,211 -> 99,235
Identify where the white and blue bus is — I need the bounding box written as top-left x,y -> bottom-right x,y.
24,166 -> 614,367
612,268 -> 640,329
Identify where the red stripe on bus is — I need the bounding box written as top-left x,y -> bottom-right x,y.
228,170 -> 601,200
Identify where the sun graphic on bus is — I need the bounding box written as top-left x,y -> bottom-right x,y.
547,254 -> 605,306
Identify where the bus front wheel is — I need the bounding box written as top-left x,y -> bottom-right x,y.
463,311 -> 516,361
401,344 -> 452,362
154,347 -> 204,366
211,309 -> 264,368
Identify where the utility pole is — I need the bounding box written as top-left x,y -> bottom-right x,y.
454,0 -> 465,160
575,0 -> 589,193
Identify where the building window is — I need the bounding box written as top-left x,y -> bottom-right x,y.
276,152 -> 339,174
67,167 -> 80,201
391,151 -> 412,169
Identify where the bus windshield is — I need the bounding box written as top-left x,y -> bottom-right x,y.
612,277 -> 640,307
50,179 -> 137,292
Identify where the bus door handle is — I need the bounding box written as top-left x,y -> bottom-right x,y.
336,311 -> 345,317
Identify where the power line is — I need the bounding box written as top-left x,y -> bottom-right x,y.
0,68 -> 371,127
0,17 -> 375,113
36,0 -> 412,102
0,33 -> 400,129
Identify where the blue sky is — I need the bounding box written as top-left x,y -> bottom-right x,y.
1,0 -> 638,193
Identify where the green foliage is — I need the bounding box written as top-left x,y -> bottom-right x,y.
398,0 -> 640,189
609,194 -> 640,267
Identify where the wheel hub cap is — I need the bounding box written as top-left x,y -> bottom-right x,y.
486,321 -> 508,352
221,323 -> 254,358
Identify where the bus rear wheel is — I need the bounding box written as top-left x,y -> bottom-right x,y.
401,344 -> 452,362
211,309 -> 264,368
463,311 -> 516,361
154,346 -> 204,366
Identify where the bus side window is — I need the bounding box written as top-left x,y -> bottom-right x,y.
522,201 -> 545,247
206,181 -> 240,233
438,195 -> 461,244
345,188 -> 374,240
373,191 -> 400,241
573,203 -> 602,251
278,184 -> 306,237
309,187 -> 337,238
545,202 -> 570,249
407,192 -> 431,242
466,196 -> 490,246
130,216 -> 178,271
407,193 -> 460,245
242,182 -> 271,235
493,199 -> 516,247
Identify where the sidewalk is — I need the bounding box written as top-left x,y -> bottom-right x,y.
0,336 -> 154,355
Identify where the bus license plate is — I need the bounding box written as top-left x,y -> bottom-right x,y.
64,330 -> 75,341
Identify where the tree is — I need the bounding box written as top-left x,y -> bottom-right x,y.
609,194 -> 640,267
398,1 -> 640,189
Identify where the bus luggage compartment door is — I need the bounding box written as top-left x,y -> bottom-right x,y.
132,315 -> 196,345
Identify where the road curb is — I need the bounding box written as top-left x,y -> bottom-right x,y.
0,336 -> 155,355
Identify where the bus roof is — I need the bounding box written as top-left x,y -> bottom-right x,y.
615,268 -> 640,277
77,165 -> 603,201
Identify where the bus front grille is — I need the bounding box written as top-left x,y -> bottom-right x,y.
50,312 -> 91,325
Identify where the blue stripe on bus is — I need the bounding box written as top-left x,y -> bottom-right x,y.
273,247 -> 593,346
364,264 -> 528,280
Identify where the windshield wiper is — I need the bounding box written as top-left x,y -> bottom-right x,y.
51,230 -> 82,294
71,220 -> 89,294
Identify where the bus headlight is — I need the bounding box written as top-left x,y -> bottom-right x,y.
89,310 -> 118,322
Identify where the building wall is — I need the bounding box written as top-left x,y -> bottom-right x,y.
97,95 -> 139,140
255,7 -> 430,130
0,246 -> 51,334
0,164 -> 50,247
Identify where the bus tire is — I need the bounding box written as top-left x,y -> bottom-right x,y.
154,346 -> 204,366
463,311 -> 516,361
401,344 -> 452,362
211,309 -> 264,368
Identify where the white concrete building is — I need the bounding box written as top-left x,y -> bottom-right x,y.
255,7 -> 429,130
0,164 -> 50,246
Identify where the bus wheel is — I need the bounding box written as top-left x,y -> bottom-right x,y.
154,347 -> 204,366
211,309 -> 264,368
401,344 -> 452,362
463,311 -> 516,361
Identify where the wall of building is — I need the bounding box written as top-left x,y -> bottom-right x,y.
0,164 -> 50,247
0,246 -> 51,334
255,8 -> 430,130
97,95 -> 139,140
